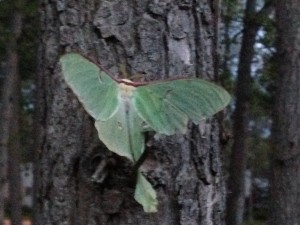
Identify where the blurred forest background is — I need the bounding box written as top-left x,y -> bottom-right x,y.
0,0 -> 299,225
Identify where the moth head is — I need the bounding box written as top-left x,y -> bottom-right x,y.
119,82 -> 136,98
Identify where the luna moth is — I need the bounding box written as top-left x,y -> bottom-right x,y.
60,53 -> 231,213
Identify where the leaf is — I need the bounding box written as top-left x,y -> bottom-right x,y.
59,53 -> 231,213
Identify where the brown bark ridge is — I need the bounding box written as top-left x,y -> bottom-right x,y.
225,1 -> 258,225
270,1 -> 300,224
0,8 -> 23,225
35,1 -> 226,225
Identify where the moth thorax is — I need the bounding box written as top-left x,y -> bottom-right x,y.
120,78 -> 133,83
119,82 -> 136,98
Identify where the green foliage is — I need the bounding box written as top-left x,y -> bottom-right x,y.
60,53 -> 231,212
258,19 -> 276,49
0,0 -> 39,64
250,79 -> 272,118
0,0 -> 11,61
220,68 -> 235,94
247,136 -> 270,175
222,0 -> 244,22
18,10 -> 39,80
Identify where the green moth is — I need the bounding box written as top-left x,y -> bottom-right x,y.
60,53 -> 231,213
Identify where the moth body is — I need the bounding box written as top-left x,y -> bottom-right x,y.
119,82 -> 136,99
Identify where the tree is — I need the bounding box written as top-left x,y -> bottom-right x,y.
34,1 -> 227,224
225,1 -> 273,224
0,2 -> 23,225
225,1 -> 258,223
270,0 -> 300,224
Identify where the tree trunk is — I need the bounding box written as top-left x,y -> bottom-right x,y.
35,1 -> 226,225
270,1 -> 300,224
225,1 -> 259,224
0,8 -> 23,225
0,56 -> 9,225
0,73 -> 10,225
7,37 -> 23,225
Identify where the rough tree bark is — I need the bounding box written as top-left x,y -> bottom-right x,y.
270,1 -> 300,224
0,7 -> 23,225
35,1 -> 227,225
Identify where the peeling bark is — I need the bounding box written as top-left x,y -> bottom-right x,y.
35,1 -> 226,225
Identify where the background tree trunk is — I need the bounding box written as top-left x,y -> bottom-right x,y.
0,7 -> 23,225
225,1 -> 258,225
270,1 -> 300,224
0,52 -> 10,225
0,69 -> 10,225
35,1 -> 226,225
